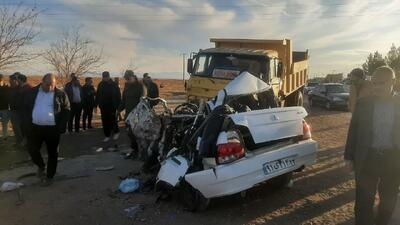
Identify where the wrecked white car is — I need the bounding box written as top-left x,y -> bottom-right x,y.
128,72 -> 317,211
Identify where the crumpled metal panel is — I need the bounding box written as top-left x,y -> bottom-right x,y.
126,99 -> 162,159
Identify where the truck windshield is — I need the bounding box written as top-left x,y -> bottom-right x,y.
193,53 -> 267,79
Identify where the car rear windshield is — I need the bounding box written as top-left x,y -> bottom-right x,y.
326,85 -> 345,93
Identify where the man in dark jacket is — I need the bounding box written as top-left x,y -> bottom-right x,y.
345,66 -> 400,225
0,74 -> 10,140
96,71 -> 121,142
16,74 -> 32,145
64,74 -> 83,133
82,77 -> 96,130
119,70 -> 144,155
9,73 -> 23,143
120,70 -> 144,119
24,73 -> 70,184
143,73 -> 159,107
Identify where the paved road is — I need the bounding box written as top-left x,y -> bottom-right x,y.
0,101 -> 399,225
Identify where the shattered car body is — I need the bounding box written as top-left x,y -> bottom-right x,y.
127,72 -> 318,210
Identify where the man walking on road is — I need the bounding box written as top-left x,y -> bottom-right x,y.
0,74 -> 10,140
24,73 -> 70,184
82,77 -> 96,130
348,68 -> 372,112
345,66 -> 400,225
96,71 -> 121,142
65,74 -> 83,133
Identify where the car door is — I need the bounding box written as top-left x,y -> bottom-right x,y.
311,85 -> 322,105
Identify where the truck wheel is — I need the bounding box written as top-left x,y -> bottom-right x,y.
270,172 -> 294,189
325,101 -> 331,110
180,181 -> 210,212
296,92 -> 304,106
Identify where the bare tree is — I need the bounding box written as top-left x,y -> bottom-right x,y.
43,27 -> 104,80
0,3 -> 40,70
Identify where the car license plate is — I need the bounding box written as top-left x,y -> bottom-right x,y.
263,157 -> 296,175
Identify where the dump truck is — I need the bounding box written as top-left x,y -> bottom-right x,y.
186,38 -> 309,106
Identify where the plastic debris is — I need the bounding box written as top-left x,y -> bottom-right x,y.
119,178 -> 140,193
95,166 -> 115,171
96,147 -> 103,152
1,182 -> 24,192
124,204 -> 145,218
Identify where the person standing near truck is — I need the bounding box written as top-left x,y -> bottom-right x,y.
348,68 -> 372,112
345,66 -> 400,225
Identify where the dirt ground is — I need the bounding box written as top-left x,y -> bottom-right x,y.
0,96 -> 399,225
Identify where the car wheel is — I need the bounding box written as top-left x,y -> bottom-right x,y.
325,101 -> 331,110
180,181 -> 210,211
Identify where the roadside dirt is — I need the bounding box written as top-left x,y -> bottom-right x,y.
0,97 -> 398,225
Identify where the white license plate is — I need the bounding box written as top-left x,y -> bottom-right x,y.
263,157 -> 296,175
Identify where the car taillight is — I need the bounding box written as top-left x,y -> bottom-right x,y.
217,142 -> 245,164
303,120 -> 312,140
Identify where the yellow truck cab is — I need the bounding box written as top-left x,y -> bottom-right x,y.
186,38 -> 309,106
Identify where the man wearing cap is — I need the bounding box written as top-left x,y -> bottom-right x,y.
24,73 -> 70,184
96,71 -> 121,142
142,73 -> 159,108
345,66 -> 400,225
0,74 -> 10,140
348,68 -> 372,112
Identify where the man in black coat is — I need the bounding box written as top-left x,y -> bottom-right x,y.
82,77 -> 96,130
96,71 -> 121,142
143,73 -> 159,108
345,66 -> 400,225
64,74 -> 83,133
24,73 -> 70,184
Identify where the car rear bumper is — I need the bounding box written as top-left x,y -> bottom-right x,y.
185,139 -> 318,198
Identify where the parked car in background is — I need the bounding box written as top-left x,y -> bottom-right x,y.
304,82 -> 319,95
308,83 -> 349,110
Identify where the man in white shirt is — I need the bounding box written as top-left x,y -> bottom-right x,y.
24,73 -> 70,185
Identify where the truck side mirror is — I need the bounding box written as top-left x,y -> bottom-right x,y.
277,62 -> 283,77
187,58 -> 193,74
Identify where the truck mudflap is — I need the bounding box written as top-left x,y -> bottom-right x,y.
184,139 -> 317,199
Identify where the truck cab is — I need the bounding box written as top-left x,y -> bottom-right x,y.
186,48 -> 282,102
186,38 -> 309,106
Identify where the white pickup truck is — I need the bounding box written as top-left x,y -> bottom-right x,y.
129,72 -> 317,211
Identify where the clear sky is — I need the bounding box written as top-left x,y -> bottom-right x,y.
4,0 -> 400,79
